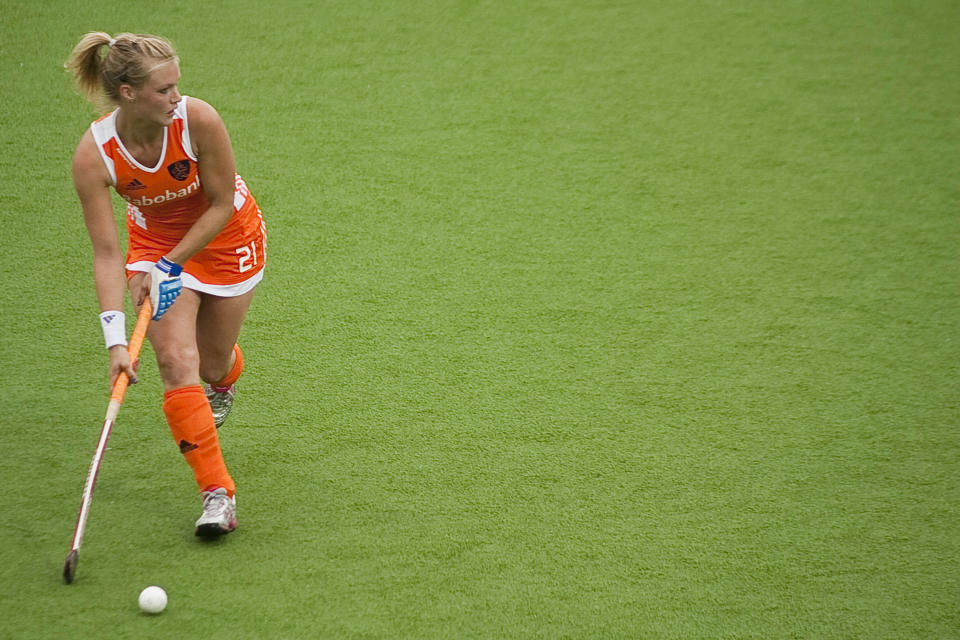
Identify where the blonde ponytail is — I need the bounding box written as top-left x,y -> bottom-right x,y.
64,32 -> 113,110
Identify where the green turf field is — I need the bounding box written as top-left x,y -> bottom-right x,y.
1,0 -> 958,637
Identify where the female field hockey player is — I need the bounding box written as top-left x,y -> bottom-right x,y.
67,32 -> 267,536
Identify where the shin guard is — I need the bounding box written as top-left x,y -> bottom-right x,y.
163,385 -> 235,496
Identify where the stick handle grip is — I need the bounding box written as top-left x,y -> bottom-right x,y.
110,300 -> 152,404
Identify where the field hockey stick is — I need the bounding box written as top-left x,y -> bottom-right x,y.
63,299 -> 152,584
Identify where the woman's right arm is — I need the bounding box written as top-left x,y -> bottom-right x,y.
73,130 -> 137,386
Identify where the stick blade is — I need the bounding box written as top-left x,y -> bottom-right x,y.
63,550 -> 78,584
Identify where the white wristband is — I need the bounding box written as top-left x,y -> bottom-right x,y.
99,310 -> 128,349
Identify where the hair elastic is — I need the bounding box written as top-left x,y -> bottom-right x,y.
108,38 -> 117,48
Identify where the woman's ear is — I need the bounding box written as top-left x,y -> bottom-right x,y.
118,84 -> 136,103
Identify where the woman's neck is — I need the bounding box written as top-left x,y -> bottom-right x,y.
115,107 -> 164,147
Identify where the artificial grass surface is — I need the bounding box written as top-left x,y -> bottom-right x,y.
1,1 -> 958,637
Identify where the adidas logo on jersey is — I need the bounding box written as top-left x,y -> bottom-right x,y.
125,178 -> 148,190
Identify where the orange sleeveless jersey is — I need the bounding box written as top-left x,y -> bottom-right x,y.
90,96 -> 266,295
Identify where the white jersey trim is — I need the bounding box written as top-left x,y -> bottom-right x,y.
179,97 -> 197,162
90,111 -> 119,185
124,134 -> 165,173
126,260 -> 264,297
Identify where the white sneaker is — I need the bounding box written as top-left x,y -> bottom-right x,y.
204,384 -> 236,429
195,487 -> 237,537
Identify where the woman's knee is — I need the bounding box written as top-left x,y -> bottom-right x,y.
155,343 -> 201,388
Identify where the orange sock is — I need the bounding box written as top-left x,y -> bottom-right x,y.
212,344 -> 244,389
163,385 -> 235,497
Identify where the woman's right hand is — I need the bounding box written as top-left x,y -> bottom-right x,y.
108,344 -> 138,389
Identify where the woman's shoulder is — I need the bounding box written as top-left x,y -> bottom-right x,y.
185,96 -> 223,128
73,128 -> 99,166
72,128 -> 111,186
183,96 -> 231,157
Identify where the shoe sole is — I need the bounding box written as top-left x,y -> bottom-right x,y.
195,520 -> 238,537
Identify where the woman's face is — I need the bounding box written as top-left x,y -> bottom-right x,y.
125,60 -> 181,126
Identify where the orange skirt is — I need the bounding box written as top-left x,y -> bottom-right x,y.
126,195 -> 266,297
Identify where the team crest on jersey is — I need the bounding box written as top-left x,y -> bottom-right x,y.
167,160 -> 191,181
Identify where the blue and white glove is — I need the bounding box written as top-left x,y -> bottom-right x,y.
149,256 -> 183,320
